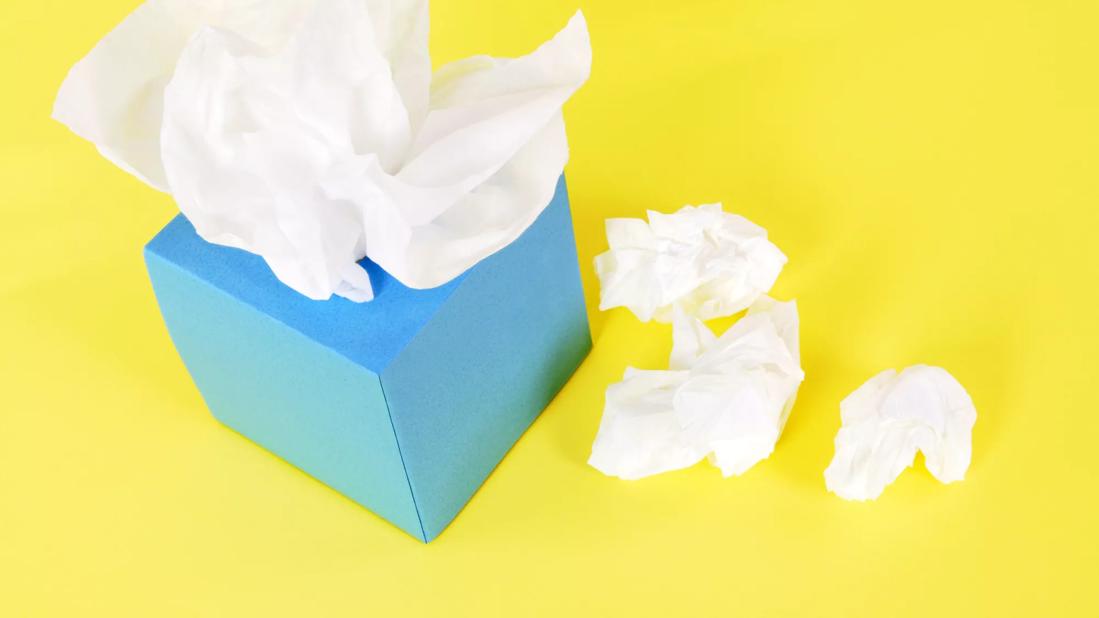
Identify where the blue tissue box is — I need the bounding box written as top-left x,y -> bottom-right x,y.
144,177 -> 590,542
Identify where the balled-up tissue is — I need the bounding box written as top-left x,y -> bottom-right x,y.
824,366 -> 977,501
588,297 -> 804,480
594,204 -> 787,322
53,0 -> 591,301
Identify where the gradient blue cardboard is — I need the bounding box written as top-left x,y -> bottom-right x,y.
144,176 -> 591,542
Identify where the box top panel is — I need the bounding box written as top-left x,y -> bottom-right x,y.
144,216 -> 463,373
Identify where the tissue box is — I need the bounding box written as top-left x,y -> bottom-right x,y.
144,176 -> 590,542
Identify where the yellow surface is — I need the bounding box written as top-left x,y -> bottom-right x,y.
2,0 -> 1097,615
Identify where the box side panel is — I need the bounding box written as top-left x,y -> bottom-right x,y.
145,250 -> 425,541
381,177 -> 592,541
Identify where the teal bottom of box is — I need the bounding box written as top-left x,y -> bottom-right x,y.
144,177 -> 590,542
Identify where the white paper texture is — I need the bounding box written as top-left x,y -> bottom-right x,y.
594,204 -> 786,323
824,365 -> 977,501
589,297 -> 804,480
53,0 -> 591,301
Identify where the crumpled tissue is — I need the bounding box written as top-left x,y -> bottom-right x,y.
594,204 -> 787,322
53,0 -> 591,301
824,365 -> 977,501
588,296 -> 804,479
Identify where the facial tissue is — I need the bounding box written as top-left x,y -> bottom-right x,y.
824,365 -> 977,501
594,204 -> 786,322
53,0 -> 591,301
589,296 -> 804,480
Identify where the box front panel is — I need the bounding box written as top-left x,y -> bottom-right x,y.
145,250 -> 425,541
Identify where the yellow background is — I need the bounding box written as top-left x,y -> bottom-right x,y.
2,0 -> 1097,615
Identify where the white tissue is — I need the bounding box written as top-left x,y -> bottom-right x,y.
588,297 -> 804,480
824,366 -> 977,501
594,204 -> 787,323
53,0 -> 591,301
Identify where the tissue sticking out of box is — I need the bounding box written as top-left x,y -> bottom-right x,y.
589,296 -> 804,480
824,366 -> 977,501
53,0 -> 591,302
594,204 -> 787,323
